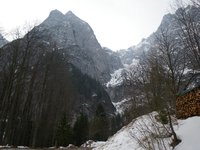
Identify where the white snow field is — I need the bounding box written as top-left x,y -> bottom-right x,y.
91,112 -> 200,150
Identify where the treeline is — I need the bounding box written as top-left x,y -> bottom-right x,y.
55,104 -> 122,147
0,28 -> 119,147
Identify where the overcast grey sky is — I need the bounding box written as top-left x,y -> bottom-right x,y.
0,0 -> 175,50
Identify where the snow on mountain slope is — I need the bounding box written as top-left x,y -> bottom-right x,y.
112,99 -> 131,115
106,38 -> 149,88
92,112 -> 200,150
106,68 -> 124,87
106,58 -> 139,88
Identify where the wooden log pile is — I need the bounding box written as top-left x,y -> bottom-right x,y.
176,87 -> 200,119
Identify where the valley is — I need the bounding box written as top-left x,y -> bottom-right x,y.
1,0 -> 200,149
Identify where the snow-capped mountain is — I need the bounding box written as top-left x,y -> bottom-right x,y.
37,10 -> 122,83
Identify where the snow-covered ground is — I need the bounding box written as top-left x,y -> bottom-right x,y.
175,116 -> 200,150
91,112 -> 200,150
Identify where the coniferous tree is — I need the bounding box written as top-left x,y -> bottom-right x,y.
90,104 -> 109,141
110,114 -> 122,135
73,113 -> 89,146
55,113 -> 73,147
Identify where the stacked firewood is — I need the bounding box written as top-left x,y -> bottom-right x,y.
176,87 -> 200,119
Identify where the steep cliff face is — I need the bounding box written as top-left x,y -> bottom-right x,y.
0,9 -> 118,118
102,47 -> 123,73
106,38 -> 152,103
116,37 -> 152,67
0,10 -> 119,147
37,10 -> 122,83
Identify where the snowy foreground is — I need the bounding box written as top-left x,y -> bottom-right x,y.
89,112 -> 200,150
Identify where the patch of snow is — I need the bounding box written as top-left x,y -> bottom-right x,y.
0,145 -> 11,148
42,40 -> 50,45
130,58 -> 139,67
82,103 -> 89,107
82,140 -> 105,148
17,146 -> 29,149
48,146 -> 56,149
106,59 -> 139,88
187,82 -> 196,90
91,141 -> 106,148
92,92 -> 97,97
67,144 -> 77,148
106,68 -> 124,87
183,68 -> 193,75
112,99 -> 131,115
14,69 -> 18,73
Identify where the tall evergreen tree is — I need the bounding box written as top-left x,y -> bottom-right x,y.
90,104 -> 109,141
73,113 -> 89,146
110,114 -> 122,135
55,113 -> 73,147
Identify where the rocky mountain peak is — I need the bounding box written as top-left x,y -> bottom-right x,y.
65,10 -> 76,16
43,9 -> 65,27
45,10 -> 84,27
49,9 -> 64,17
37,9 -> 123,83
64,10 -> 86,25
